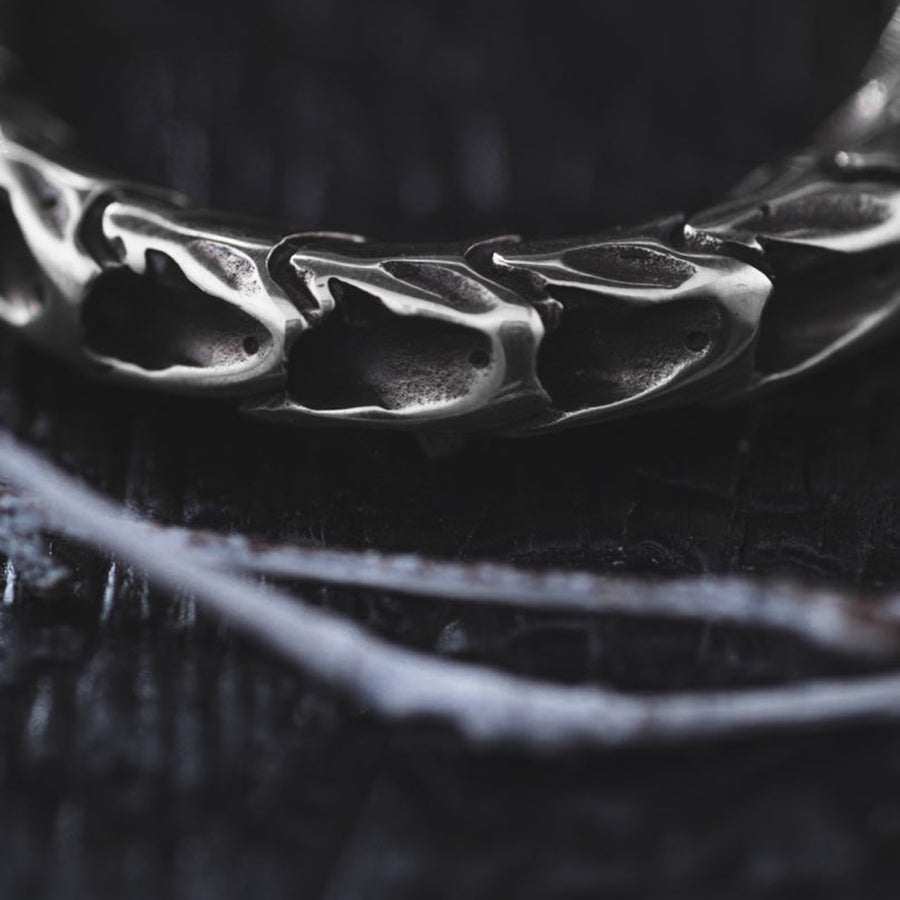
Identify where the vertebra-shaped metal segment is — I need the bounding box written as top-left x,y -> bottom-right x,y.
491,234 -> 773,431
94,200 -> 304,394
688,117 -> 900,395
246,236 -> 548,430
690,157 -> 900,256
0,124 -> 309,395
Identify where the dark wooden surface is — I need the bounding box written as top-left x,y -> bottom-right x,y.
2,1 -> 900,897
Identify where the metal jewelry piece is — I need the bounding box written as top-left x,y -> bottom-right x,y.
2,8 -> 900,434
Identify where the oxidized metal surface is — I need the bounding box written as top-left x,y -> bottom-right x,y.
1,8 -> 900,433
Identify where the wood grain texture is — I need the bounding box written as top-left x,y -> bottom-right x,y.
2,1 -> 900,897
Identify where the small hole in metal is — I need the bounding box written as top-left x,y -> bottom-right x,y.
684,330 -> 709,352
243,335 -> 260,355
469,348 -> 490,369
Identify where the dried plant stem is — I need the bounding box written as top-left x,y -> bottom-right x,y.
3,431 -> 900,752
155,529 -> 900,659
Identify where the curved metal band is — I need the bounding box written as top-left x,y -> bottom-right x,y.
1,6 -> 900,434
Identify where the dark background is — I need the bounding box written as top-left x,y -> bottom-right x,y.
2,1 -> 900,897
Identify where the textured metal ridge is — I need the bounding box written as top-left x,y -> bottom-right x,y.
1,8 -> 900,433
